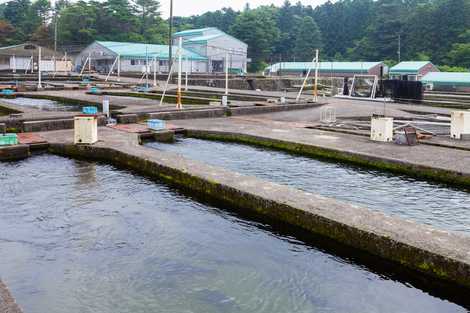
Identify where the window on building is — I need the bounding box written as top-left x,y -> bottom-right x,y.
131,59 -> 136,65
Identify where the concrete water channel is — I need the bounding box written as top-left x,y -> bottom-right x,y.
1,153 -> 468,313
0,97 -> 82,112
147,137 -> 470,234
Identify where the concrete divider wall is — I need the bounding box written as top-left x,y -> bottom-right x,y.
47,142 -> 470,288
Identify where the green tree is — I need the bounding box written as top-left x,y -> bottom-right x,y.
0,19 -> 16,45
447,43 -> 470,69
294,16 -> 322,61
230,6 -> 280,72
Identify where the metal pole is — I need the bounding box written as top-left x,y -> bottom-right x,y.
145,46 -> 149,88
313,49 -> 319,101
185,56 -> 188,91
176,37 -> 183,109
153,55 -> 157,87
12,55 -> 16,73
225,52 -> 229,95
398,34 -> 401,63
117,54 -> 121,82
168,0 -> 173,73
296,54 -> 316,102
88,52 -> 91,75
38,47 -> 42,89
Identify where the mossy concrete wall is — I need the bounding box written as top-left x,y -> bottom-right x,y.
47,141 -> 470,288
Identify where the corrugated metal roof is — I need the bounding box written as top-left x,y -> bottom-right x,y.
389,61 -> 431,74
422,72 -> 470,86
186,34 -> 224,43
173,28 -> 247,47
96,41 -> 207,61
0,43 -> 62,58
266,62 -> 382,73
173,27 -> 215,37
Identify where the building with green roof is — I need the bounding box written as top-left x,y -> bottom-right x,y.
264,62 -> 387,78
389,61 -> 438,80
173,27 -> 248,74
76,41 -> 208,74
422,72 -> 470,92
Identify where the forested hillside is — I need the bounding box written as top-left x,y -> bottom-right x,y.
0,0 -> 469,72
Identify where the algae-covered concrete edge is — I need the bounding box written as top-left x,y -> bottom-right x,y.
47,142 -> 470,288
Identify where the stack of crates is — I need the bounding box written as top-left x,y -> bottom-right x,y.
0,133 -> 18,146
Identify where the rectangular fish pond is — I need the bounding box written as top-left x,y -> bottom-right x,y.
1,154 -> 468,313
146,137 -> 470,235
0,97 -> 84,112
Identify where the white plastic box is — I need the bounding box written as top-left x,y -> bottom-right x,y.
450,111 -> 470,140
74,115 -> 98,144
370,117 -> 393,142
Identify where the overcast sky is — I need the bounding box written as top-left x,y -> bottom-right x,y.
159,0 -> 328,18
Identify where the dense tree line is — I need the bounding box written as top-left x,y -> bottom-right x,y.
0,0 -> 469,72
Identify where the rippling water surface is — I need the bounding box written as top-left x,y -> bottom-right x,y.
147,137 -> 470,234
0,97 -> 80,111
0,155 -> 467,312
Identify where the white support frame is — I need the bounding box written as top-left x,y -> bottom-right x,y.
105,55 -> 120,82
349,74 -> 379,99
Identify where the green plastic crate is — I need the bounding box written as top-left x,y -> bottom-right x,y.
0,133 -> 18,146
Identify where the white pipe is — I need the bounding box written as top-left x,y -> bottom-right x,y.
88,52 -> 91,75
12,55 -> 16,73
313,49 -> 319,101
79,56 -> 89,76
105,55 -> 119,82
117,54 -> 121,82
185,56 -> 188,91
38,47 -> 42,89
177,37 -> 183,109
296,55 -> 317,102
153,56 -> 157,87
225,52 -> 229,95
159,62 -> 174,106
31,55 -> 34,73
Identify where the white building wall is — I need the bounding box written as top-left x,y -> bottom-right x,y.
75,42 -> 116,69
9,57 -> 31,70
208,36 -> 247,73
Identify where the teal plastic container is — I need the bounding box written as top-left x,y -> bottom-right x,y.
82,106 -> 98,115
147,119 -> 166,130
0,133 -> 18,146
1,89 -> 15,96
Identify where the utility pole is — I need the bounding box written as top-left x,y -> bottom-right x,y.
397,34 -> 401,63
168,0 -> 173,74
54,11 -> 58,73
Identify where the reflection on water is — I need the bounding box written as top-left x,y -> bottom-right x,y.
0,97 -> 80,111
0,155 -> 467,313
148,137 -> 470,234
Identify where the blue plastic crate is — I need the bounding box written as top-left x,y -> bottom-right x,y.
147,119 -> 166,130
82,106 -> 98,115
0,133 -> 18,146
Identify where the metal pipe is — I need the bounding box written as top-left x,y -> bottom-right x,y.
38,47 -> 42,89
225,52 -> 229,95
176,37 -> 183,109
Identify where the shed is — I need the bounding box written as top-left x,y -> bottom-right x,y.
76,41 -> 208,74
173,27 -> 248,74
0,43 -> 71,72
389,61 -> 438,80
264,62 -> 387,78
421,72 -> 470,92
